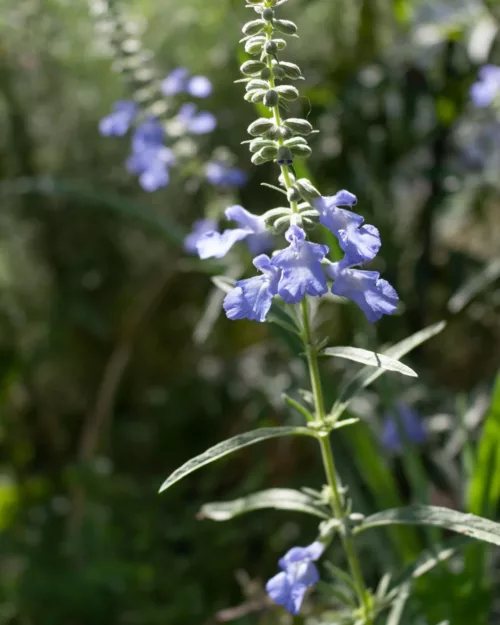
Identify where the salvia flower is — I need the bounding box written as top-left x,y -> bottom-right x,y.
177,103 -> 217,135
313,191 -> 381,266
161,68 -> 213,98
382,403 -> 426,452
196,205 -> 271,259
126,118 -> 175,192
206,161 -> 248,188
327,263 -> 399,322
223,254 -> 280,322
272,225 -> 329,304
184,218 -> 218,254
99,100 -> 138,136
266,541 -> 324,615
470,65 -> 500,108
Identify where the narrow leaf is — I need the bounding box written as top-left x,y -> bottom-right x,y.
356,505 -> 500,547
387,583 -> 410,625
335,321 -> 446,411
159,427 -> 315,493
211,275 -> 236,294
198,488 -> 329,521
322,346 -> 417,377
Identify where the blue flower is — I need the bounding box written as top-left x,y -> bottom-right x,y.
206,161 -> 248,188
471,65 -> 500,108
327,263 -> 398,322
161,68 -> 213,98
272,225 -> 329,304
266,541 -> 324,615
184,219 -> 218,254
99,100 -> 138,136
177,103 -> 217,135
223,255 -> 280,322
126,118 -> 175,192
382,403 -> 426,452
196,205 -> 271,259
313,191 -> 381,266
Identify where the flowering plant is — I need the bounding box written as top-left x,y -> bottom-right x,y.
156,1 -> 500,622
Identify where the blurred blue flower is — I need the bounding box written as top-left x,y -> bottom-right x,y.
206,161 -> 248,188
313,191 -> 381,266
161,68 -> 213,98
126,118 -> 175,192
471,65 -> 500,108
177,103 -> 217,134
184,218 -> 218,254
223,254 -> 280,322
382,403 -> 426,452
196,205 -> 271,259
272,225 -> 329,304
99,100 -> 138,136
266,541 -> 324,615
327,263 -> 398,322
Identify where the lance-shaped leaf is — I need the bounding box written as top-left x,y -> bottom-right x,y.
322,346 -> 417,378
355,505 -> 500,547
159,427 -> 315,493
198,488 -> 330,521
333,321 -> 446,413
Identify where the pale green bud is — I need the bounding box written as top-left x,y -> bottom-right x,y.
289,144 -> 312,158
260,67 -> 272,81
278,61 -> 303,80
249,138 -> 278,153
283,118 -> 313,135
265,40 -> 278,55
247,118 -> 275,136
284,136 -> 309,148
246,79 -> 269,91
266,125 -> 293,140
251,144 -> 278,165
245,36 -> 266,55
273,66 -> 285,80
276,146 -> 293,165
262,8 -> 274,21
287,187 -> 302,202
263,89 -> 279,107
276,85 -> 299,101
242,19 -> 265,36
240,60 -> 266,76
273,19 -> 298,35
294,178 -> 321,201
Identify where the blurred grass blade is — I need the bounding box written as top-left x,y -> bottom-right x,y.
342,421 -> 421,561
198,488 -> 330,521
334,321 -> 446,413
159,427 -> 316,493
322,346 -> 417,377
387,583 -> 410,625
356,505 -> 500,546
0,177 -> 186,245
465,371 -> 500,581
448,260 -> 500,313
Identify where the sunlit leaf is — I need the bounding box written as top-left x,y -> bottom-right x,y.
198,488 -> 330,521
322,346 -> 417,377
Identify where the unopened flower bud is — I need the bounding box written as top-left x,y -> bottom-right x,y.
278,61 -> 303,80
265,40 -> 278,55
249,138 -> 277,153
242,19 -> 265,36
273,19 -> 298,35
247,117 -> 275,136
295,178 -> 321,201
245,36 -> 266,55
260,67 -> 272,81
276,146 -> 293,165
263,89 -> 279,107
240,60 -> 266,76
276,85 -> 299,101
265,125 -> 292,140
262,8 -> 274,20
287,186 -> 302,203
283,118 -> 313,135
273,66 -> 285,80
289,144 -> 312,158
246,79 -> 269,91
284,136 -> 309,149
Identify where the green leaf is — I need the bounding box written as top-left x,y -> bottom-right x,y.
334,321 -> 446,412
210,275 -> 236,294
198,488 -> 330,521
159,427 -> 316,493
356,505 -> 500,547
322,346 -> 417,378
387,583 -> 410,625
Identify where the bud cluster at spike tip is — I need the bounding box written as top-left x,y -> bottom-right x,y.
190,0 -> 399,331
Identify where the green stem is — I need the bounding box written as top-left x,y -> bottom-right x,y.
261,13 -> 372,622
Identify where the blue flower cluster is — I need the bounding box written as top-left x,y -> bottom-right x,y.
471,65 -> 500,108
188,190 -> 398,323
266,541 -> 324,615
99,68 -> 216,191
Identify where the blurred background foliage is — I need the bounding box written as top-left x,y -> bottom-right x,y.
1,0 -> 500,623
